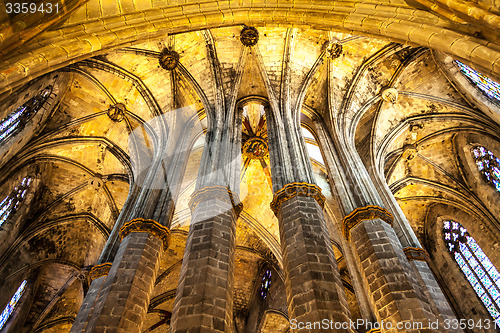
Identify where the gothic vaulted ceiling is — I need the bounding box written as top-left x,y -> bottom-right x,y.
1,0 -> 500,331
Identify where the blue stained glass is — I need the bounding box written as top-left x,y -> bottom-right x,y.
0,86 -> 52,146
472,146 -> 500,193
260,269 -> 272,300
0,280 -> 27,331
491,287 -> 500,301
445,220 -> 500,322
455,60 -> 500,103
0,178 -> 32,228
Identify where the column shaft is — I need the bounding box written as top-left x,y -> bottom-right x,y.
278,195 -> 350,330
170,189 -> 238,333
349,217 -> 438,332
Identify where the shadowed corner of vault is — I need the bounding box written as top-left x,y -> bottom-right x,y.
128,104 -> 244,221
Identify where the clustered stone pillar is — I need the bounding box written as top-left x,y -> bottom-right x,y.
169,187 -> 241,332
270,183 -> 351,330
343,206 -> 441,332
71,219 -> 170,332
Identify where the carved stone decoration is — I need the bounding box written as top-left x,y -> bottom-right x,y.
89,262 -> 112,281
402,143 -> 417,160
240,26 -> 259,47
270,182 -> 326,215
159,48 -> 180,70
324,41 -> 343,59
107,103 -> 126,122
119,218 -> 171,250
381,87 -> 399,103
189,185 -> 243,216
242,137 -> 268,160
342,205 -> 394,241
89,174 -> 103,190
403,247 -> 430,262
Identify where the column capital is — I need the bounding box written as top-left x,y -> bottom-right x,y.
189,185 -> 243,216
270,182 -> 325,216
403,247 -> 430,263
89,263 -> 112,281
119,218 -> 171,251
342,205 -> 393,241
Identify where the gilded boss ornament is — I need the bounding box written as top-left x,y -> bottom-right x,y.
243,137 -> 268,160
324,42 -> 343,59
107,103 -> 126,122
240,26 -> 259,47
159,48 -> 180,70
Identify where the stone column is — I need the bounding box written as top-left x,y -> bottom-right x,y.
84,219 -> 169,332
343,206 -> 442,332
368,139 -> 461,329
270,183 -> 351,330
169,187 -> 241,333
316,117 -> 450,331
70,263 -> 112,332
264,104 -> 351,329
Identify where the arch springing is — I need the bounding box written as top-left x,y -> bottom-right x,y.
0,177 -> 32,228
472,146 -> 500,193
0,280 -> 27,331
454,60 -> 500,105
0,86 -> 52,145
443,220 -> 500,323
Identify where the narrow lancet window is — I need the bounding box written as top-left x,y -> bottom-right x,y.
0,177 -> 32,227
0,86 -> 52,145
260,269 -> 272,300
443,220 -> 500,323
0,280 -> 27,330
455,60 -> 500,105
472,146 -> 500,193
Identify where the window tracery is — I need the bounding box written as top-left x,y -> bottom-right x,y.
0,86 -> 52,145
472,146 -> 500,193
260,269 -> 271,300
0,280 -> 27,331
454,60 -> 500,105
0,177 -> 32,228
443,220 -> 500,323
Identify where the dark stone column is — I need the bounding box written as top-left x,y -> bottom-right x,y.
344,206 -> 443,332
70,263 -> 111,332
169,186 -> 241,333
77,219 -> 170,332
271,183 -> 351,332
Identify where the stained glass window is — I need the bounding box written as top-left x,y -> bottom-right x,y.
260,269 -> 272,300
472,146 -> 500,193
0,280 -> 27,331
455,60 -> 500,105
0,177 -> 32,228
443,220 -> 500,323
0,86 -> 53,145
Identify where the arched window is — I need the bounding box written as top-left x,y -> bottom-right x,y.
0,279 -> 27,330
443,220 -> 500,323
260,269 -> 272,300
0,177 -> 32,228
472,146 -> 500,193
0,85 -> 53,145
454,60 -> 500,105
301,126 -> 325,165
